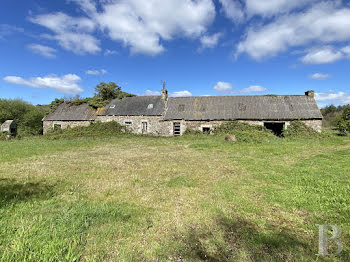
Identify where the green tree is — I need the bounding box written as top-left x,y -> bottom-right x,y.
0,99 -> 46,136
94,82 -> 121,101
94,82 -> 135,102
337,105 -> 350,135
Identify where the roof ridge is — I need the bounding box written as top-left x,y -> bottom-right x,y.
169,95 -> 308,99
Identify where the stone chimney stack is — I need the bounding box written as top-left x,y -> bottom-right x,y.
161,81 -> 168,100
305,90 -> 315,98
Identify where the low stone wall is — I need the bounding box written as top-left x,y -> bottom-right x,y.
43,120 -> 92,134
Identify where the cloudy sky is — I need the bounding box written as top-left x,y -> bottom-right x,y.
1,0 -> 350,106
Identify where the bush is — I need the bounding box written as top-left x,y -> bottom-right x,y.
283,121 -> 321,138
213,121 -> 275,143
0,131 -> 9,141
336,106 -> 350,135
183,129 -> 203,136
0,99 -> 46,136
44,121 -> 129,139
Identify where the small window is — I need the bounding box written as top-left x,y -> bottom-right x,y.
141,121 -> 148,133
202,127 -> 210,134
54,124 -> 62,130
110,104 -> 116,109
125,121 -> 132,126
147,104 -> 154,109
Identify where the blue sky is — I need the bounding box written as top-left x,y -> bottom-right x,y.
1,0 -> 350,106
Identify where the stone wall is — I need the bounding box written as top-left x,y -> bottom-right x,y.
96,115 -> 171,136
43,120 -> 92,134
301,119 -> 322,132
44,117 -> 322,136
163,119 -> 322,135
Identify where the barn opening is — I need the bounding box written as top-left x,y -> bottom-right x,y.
173,122 -> 181,136
202,127 -> 210,134
264,122 -> 285,136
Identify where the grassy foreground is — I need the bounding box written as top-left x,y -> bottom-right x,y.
0,135 -> 349,261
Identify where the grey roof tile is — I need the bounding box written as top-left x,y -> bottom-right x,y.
101,96 -> 165,116
164,95 -> 323,120
43,103 -> 97,121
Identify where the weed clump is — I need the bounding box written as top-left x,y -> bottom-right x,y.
44,121 -> 128,139
0,131 -> 9,141
283,121 -> 321,138
213,121 -> 275,143
183,129 -> 203,136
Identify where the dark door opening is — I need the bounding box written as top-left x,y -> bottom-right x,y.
264,122 -> 285,136
173,122 -> 181,136
202,127 -> 210,134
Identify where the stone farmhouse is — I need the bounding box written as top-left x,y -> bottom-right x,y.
43,88 -> 323,136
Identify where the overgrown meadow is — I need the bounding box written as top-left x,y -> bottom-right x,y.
0,123 -> 349,261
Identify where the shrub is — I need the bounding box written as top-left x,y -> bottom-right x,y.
336,106 -> 350,135
213,121 -> 275,143
183,129 -> 203,136
283,121 -> 321,138
44,121 -> 129,139
0,131 -> 9,141
0,99 -> 46,136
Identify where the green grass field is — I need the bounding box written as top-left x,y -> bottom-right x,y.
0,135 -> 349,261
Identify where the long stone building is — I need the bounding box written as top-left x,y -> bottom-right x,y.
43,88 -> 323,136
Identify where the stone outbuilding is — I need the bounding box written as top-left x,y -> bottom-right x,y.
43,103 -> 97,134
43,89 -> 323,136
1,120 -> 17,136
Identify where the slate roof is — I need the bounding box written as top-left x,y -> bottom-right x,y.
43,103 -> 97,121
164,95 -> 323,121
101,96 -> 165,116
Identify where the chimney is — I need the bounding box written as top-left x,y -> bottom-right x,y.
305,90 -> 314,98
161,81 -> 168,100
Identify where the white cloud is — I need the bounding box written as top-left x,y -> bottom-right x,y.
27,44 -> 57,58
240,85 -> 267,93
245,0 -> 317,17
237,2 -> 350,60
143,90 -> 160,96
85,69 -> 107,75
341,45 -> 350,58
0,24 -> 24,39
213,81 -> 233,92
218,0 -> 244,22
315,91 -> 350,105
200,33 -> 222,49
3,74 -> 83,95
170,90 -> 192,97
309,73 -> 331,80
104,49 -> 117,56
71,0 -> 216,56
30,12 -> 100,54
301,46 -> 343,64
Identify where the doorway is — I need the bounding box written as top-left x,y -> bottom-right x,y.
202,127 -> 211,134
264,122 -> 285,136
173,122 -> 181,136
141,121 -> 148,134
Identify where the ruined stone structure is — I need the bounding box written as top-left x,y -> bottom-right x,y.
43,89 -> 323,136
1,120 -> 17,136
